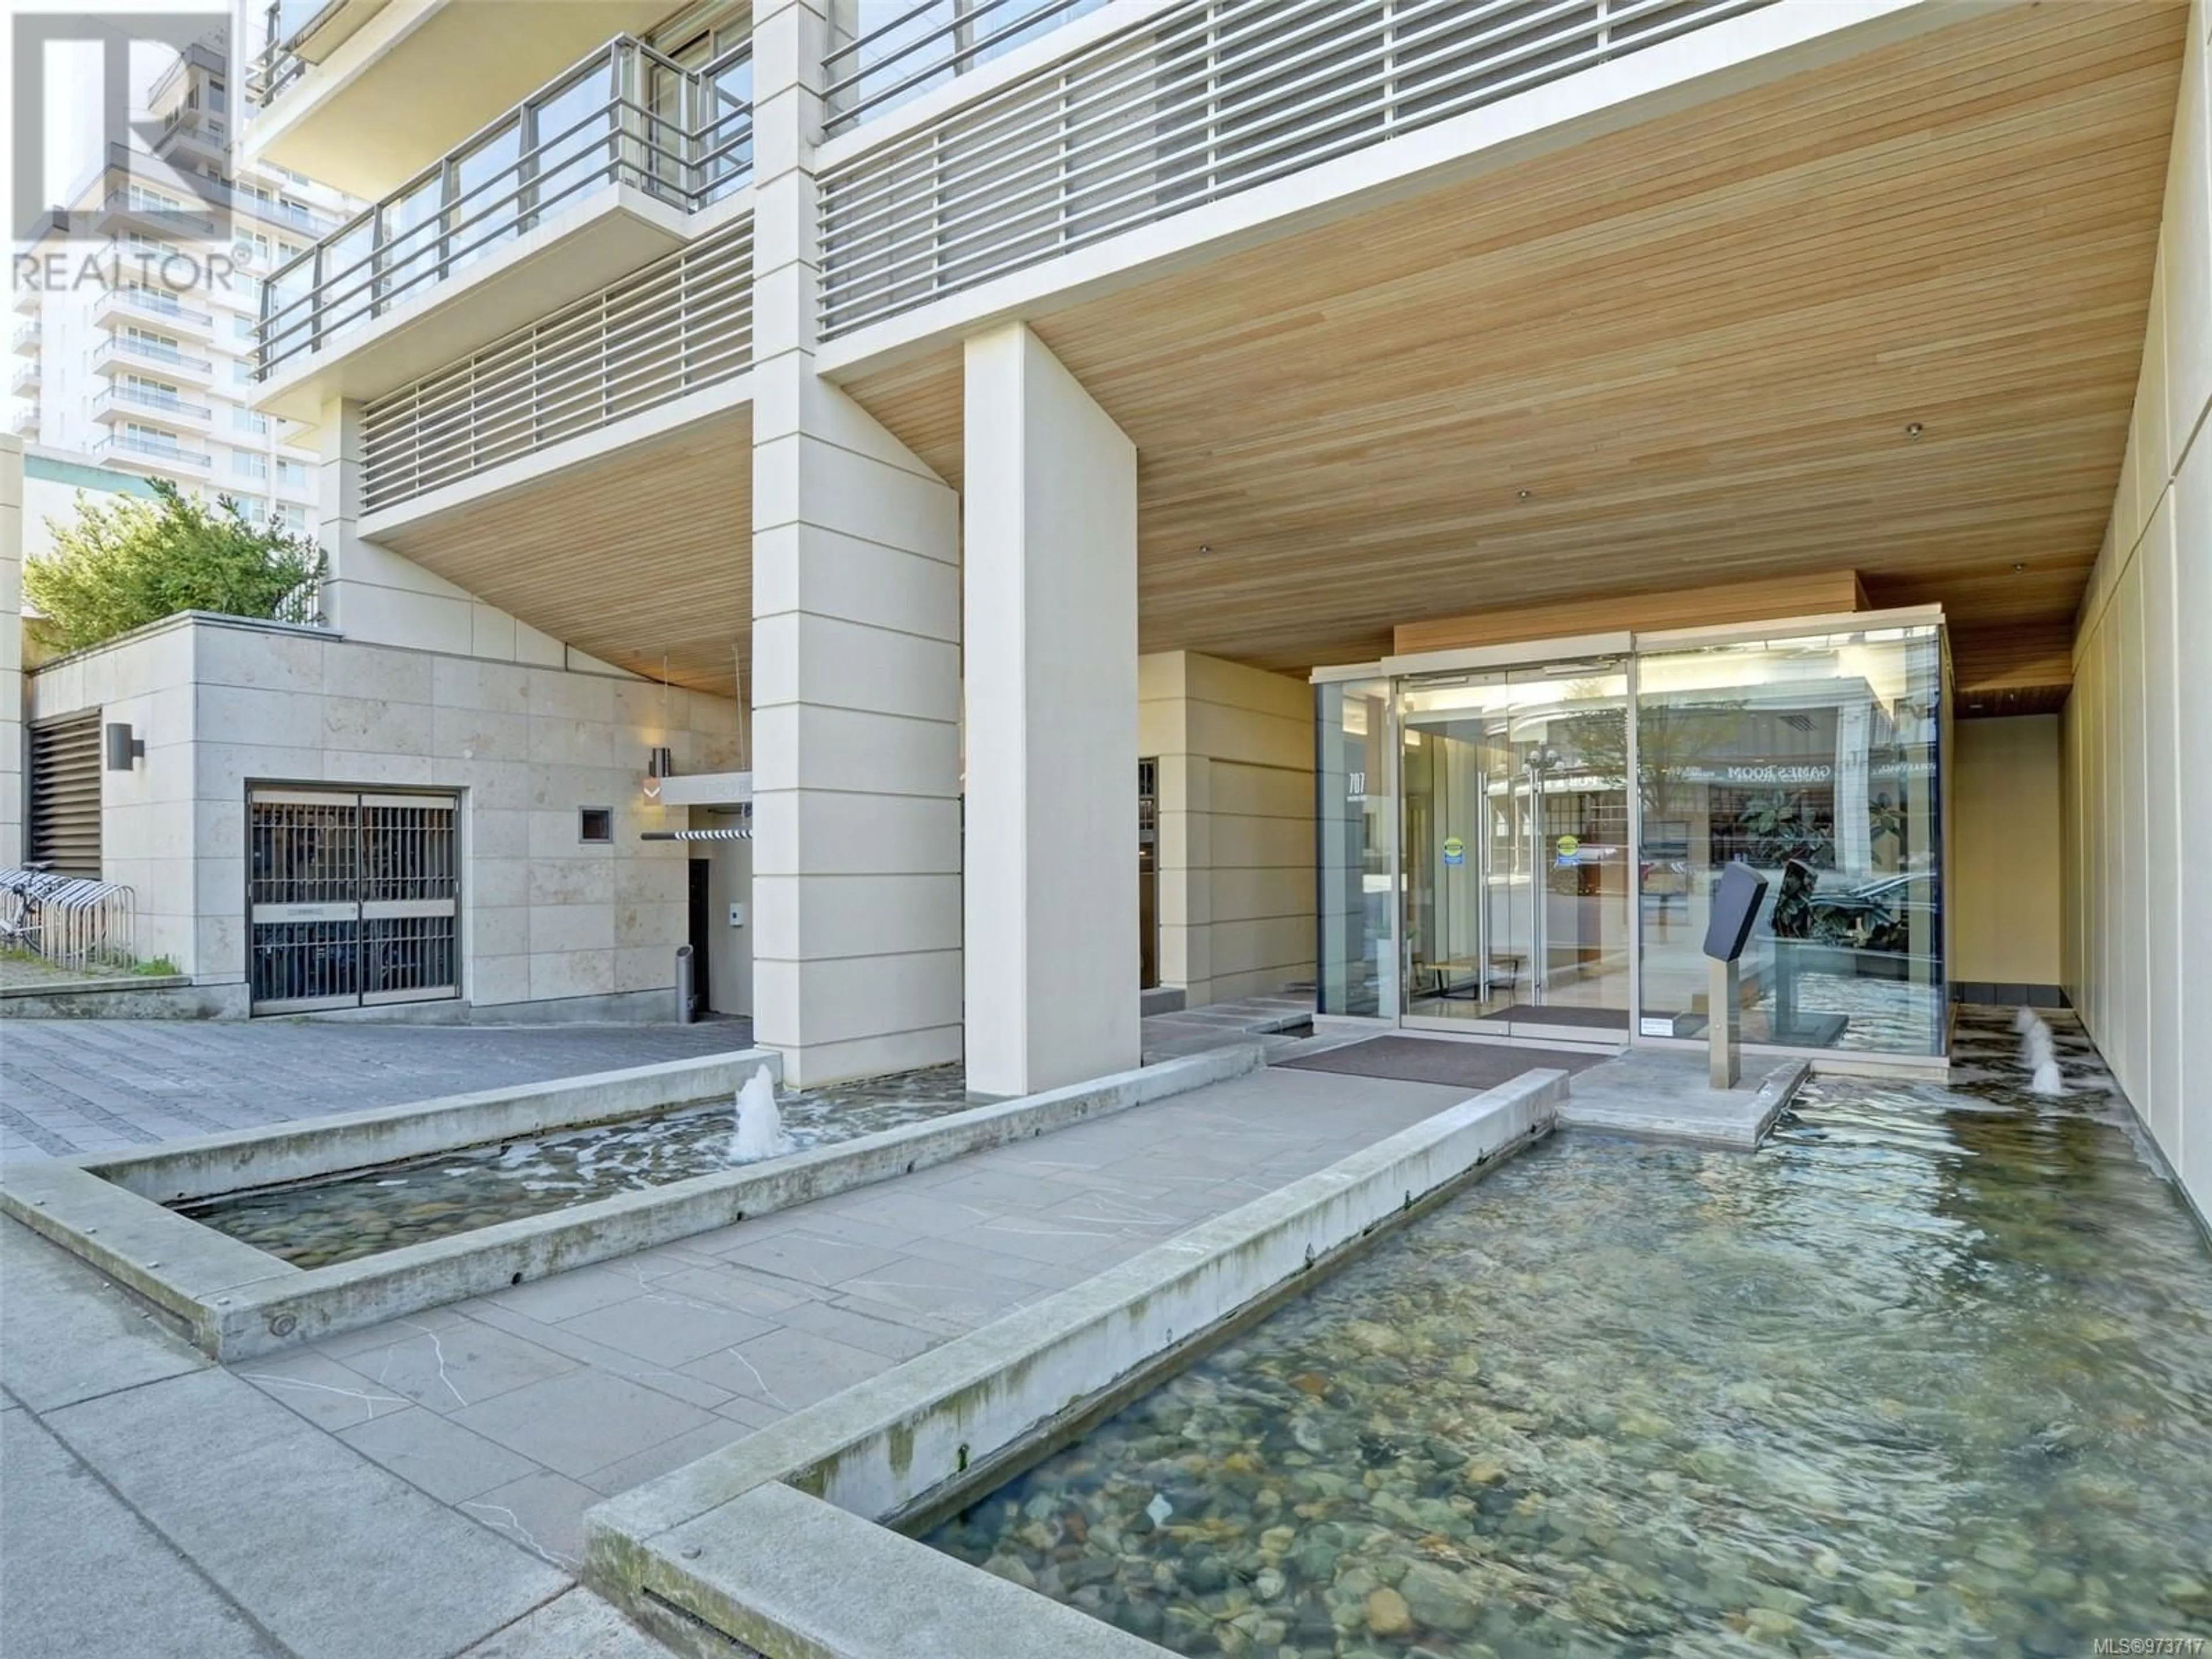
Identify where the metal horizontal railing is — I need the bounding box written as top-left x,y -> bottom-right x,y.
96,432 -> 213,467
820,0 -> 1770,338
97,385 -> 214,421
104,189 -> 219,236
248,0 -> 347,107
824,0 -> 1108,134
259,35 -> 753,382
105,287 -> 214,327
96,336 -> 214,375
359,212 -> 754,512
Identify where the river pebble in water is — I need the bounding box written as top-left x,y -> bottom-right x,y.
926,1010 -> 2212,1656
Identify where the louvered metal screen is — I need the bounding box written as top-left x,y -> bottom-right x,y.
248,787 -> 460,1013
818,0 -> 1770,338
359,213 -> 754,510
27,715 -> 103,878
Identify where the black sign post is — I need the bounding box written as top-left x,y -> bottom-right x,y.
1702,861 -> 1769,1088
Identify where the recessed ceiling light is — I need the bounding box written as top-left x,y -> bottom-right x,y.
1517,488 -> 1532,501
2013,562 -> 2027,573
1197,544 -> 1212,555
1904,422 -> 1925,438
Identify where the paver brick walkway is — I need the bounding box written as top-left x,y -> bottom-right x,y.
0,1018 -> 753,1159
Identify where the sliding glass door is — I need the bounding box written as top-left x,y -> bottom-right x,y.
1400,661 -> 1633,1041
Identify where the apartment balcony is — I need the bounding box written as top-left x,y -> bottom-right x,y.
6,407 -> 37,439
93,384 -> 215,429
813,0 -> 1788,354
99,188 -> 222,240
253,33 -> 752,424
160,107 -> 232,161
93,286 -> 216,338
93,334 -> 217,389
10,321 -> 37,356
244,0 -> 677,199
9,362 -> 37,397
93,431 -> 215,476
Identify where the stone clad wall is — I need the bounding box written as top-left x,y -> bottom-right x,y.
1139,651 -> 1317,1007
2063,0 -> 2211,1224
25,614 -> 740,1014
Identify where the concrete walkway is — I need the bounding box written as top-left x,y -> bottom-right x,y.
0,1061 -> 1469,1658
0,1019 -> 754,1160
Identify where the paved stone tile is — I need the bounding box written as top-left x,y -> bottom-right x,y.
579,1417 -> 747,1496
630,1259 -> 820,1317
0,1018 -> 754,1160
2,1408 -> 291,1659
682,1324 -> 895,1411
44,1366 -> 568,1659
874,1230 -> 1099,1293
458,1588 -> 673,1658
715,1227 -> 908,1290
333,1315 -> 580,1414
460,1300 -> 739,1412
237,1348 -> 415,1432
770,1296 -> 939,1360
557,1293 -> 776,1369
450,1366 -> 722,1480
479,1263 -> 649,1325
0,1219 -> 212,1412
340,1404 -> 543,1503
833,1251 -> 1053,1323
461,1469 -> 604,1571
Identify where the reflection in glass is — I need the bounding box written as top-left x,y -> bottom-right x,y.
1399,665 -> 1632,1035
1315,680 -> 1393,1017
1636,627 -> 1945,1055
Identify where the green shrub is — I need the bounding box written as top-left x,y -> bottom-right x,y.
24,480 -> 326,655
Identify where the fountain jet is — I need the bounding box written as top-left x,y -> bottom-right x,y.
732,1065 -> 790,1161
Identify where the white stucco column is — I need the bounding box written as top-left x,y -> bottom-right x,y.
748,0 -> 964,1086
0,435 -> 23,869
963,321 -> 1139,1096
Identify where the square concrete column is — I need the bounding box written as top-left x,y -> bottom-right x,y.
748,0 -> 965,1086
963,322 -> 1139,1096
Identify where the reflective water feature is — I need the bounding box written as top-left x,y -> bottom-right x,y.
927,1013 -> 2212,1656
177,1064 -> 969,1268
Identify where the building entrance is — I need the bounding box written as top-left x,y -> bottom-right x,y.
1399,661 -> 1633,1043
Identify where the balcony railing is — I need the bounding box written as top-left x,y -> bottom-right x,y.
105,287 -> 215,328
96,432 -> 213,468
361,213 -> 753,512
96,336 -> 215,376
248,0 -> 349,107
10,321 -> 38,353
258,35 -> 753,382
819,0 -> 1771,339
824,0 -> 1108,135
96,385 -> 214,422
9,363 -> 38,395
103,188 -> 219,237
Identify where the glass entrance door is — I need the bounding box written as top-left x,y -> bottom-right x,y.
1400,661 -> 1633,1042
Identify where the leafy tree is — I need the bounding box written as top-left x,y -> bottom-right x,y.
24,480 -> 325,655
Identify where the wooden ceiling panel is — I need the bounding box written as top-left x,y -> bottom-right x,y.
843,2 -> 2186,684
376,410 -> 751,696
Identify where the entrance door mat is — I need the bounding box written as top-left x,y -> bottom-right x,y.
1281,1036 -> 1608,1089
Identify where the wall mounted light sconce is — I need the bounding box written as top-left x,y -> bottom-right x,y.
104,722 -> 145,771
647,746 -> 675,778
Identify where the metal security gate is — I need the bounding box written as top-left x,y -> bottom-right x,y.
248,787 -> 460,1013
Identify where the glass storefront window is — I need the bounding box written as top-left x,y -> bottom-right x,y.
1316,679 -> 1395,1017
1635,626 -> 1946,1055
